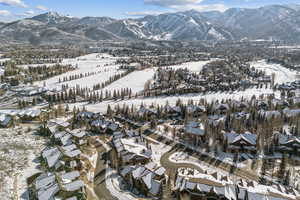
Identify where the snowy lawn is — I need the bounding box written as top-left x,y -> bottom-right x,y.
34,53 -> 123,90
71,87 -> 279,114
250,60 -> 297,84
150,142 -> 172,167
168,60 -> 213,72
101,68 -> 155,93
0,126 -> 46,200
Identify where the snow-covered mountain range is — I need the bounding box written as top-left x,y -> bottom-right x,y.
1,4 -> 300,45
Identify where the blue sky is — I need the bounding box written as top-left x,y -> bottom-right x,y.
0,0 -> 299,21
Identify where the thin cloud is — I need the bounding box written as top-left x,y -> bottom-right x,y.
143,0 -> 227,12
144,0 -> 203,6
36,5 -> 48,11
0,0 -> 27,8
125,11 -> 164,17
0,10 -> 11,16
25,10 -> 34,16
171,3 -> 228,12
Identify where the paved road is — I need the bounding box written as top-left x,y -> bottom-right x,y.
93,145 -> 118,200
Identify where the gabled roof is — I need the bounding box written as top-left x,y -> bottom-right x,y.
53,131 -> 67,139
18,109 -> 41,118
50,119 -> 70,128
35,173 -> 56,190
77,111 -> 94,118
60,133 -> 72,146
132,166 -> 147,179
42,148 -> 62,168
108,122 -> 119,131
91,119 -> 110,127
145,162 -> 157,171
120,166 -> 135,177
186,181 -> 197,190
282,137 -> 300,147
142,172 -> 155,189
62,144 -> 77,152
214,104 -> 229,111
66,197 -> 77,200
63,180 -> 84,192
197,183 -> 211,193
68,129 -> 86,138
60,171 -> 80,183
64,149 -> 81,158
154,167 -> 166,176
0,114 -> 11,127
226,132 -> 257,146
37,183 -> 59,200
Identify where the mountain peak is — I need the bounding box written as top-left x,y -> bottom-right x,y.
31,11 -> 73,25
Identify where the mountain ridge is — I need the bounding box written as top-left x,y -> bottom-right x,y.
1,4 -> 300,45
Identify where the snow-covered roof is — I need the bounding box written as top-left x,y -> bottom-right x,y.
259,110 -> 281,119
142,172 -> 155,189
197,183 -> 211,193
60,133 -> 72,146
186,105 -> 206,113
154,167 -> 166,176
50,119 -> 70,128
185,126 -> 205,136
66,197 -> 77,200
0,114 -> 11,127
214,104 -> 229,111
145,162 -> 156,170
53,131 -> 67,139
186,181 -> 197,190
18,109 -> 41,118
138,106 -> 157,116
64,149 -> 81,158
226,132 -> 257,146
282,137 -> 300,147
132,166 -> 147,179
91,119 -> 110,127
185,121 -> 205,136
77,111 -> 94,119
120,166 -> 136,177
68,129 -> 86,138
37,183 -> 59,200
120,138 -> 152,159
63,180 -> 84,192
108,122 -> 119,131
60,171 -> 80,183
283,108 -> 300,118
35,173 -> 56,190
42,147 -> 62,168
62,144 -> 77,152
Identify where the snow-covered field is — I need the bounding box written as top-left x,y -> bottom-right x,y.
0,126 -> 46,200
43,58 -> 293,115
250,60 -> 297,84
150,142 -> 172,167
169,60 -> 212,72
0,58 -> 10,63
17,63 -> 59,69
72,87 -> 278,113
34,53 -> 123,90
101,68 -> 155,93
